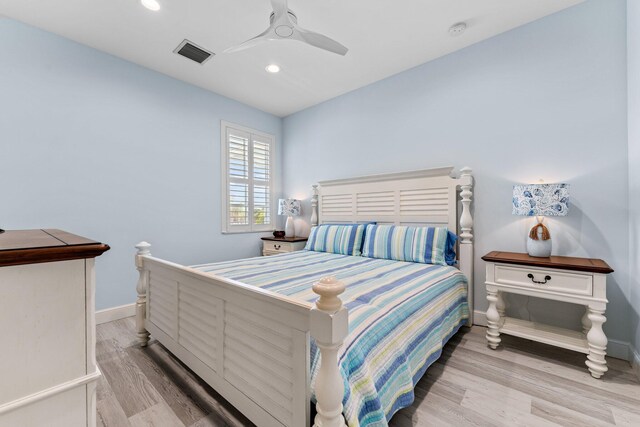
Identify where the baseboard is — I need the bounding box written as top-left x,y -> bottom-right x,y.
471,310 -> 631,361
608,339 -> 631,362
473,310 -> 487,327
96,303 -> 135,325
632,345 -> 640,381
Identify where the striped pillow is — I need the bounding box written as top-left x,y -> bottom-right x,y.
362,224 -> 455,266
305,224 -> 367,256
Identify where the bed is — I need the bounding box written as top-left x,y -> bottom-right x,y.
133,166 -> 474,427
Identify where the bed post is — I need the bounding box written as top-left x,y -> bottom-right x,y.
311,184 -> 319,227
135,241 -> 151,346
459,167 -> 474,326
311,276 -> 348,427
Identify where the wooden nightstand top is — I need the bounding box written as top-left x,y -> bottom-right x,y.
261,236 -> 308,243
481,251 -> 613,274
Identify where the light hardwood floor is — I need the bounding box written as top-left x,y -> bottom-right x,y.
96,318 -> 640,426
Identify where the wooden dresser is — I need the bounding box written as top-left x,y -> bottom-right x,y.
0,229 -> 109,426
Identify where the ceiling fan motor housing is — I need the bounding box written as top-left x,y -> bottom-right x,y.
271,10 -> 297,37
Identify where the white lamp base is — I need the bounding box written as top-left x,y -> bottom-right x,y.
527,237 -> 552,257
285,216 -> 295,238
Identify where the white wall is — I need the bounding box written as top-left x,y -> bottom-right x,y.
283,0 -> 631,344
628,0 -> 640,365
0,18 -> 283,310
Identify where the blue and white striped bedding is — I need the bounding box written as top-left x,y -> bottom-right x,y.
194,250 -> 468,427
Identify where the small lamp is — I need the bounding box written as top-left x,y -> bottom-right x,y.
512,183 -> 570,257
278,198 -> 301,238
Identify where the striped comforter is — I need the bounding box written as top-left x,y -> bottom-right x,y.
194,250 -> 468,426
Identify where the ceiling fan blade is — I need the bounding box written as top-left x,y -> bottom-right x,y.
293,26 -> 348,56
270,0 -> 288,19
224,27 -> 272,53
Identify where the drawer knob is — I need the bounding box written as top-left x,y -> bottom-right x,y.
527,273 -> 551,285
274,244 -> 281,250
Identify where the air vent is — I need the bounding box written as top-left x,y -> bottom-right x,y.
174,39 -> 214,64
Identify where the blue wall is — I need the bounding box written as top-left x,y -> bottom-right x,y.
283,0 -> 631,345
1,1 -> 635,352
0,18 -> 282,310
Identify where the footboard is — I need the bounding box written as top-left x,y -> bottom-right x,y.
134,243 -> 348,427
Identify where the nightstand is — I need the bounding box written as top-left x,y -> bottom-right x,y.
481,251 -> 614,379
261,236 -> 307,256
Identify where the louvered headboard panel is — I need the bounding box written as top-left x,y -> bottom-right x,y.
317,167 -> 458,230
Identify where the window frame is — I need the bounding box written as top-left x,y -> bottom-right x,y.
221,121 -> 276,234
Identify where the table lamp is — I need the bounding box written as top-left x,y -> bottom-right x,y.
278,198 -> 301,238
512,183 -> 570,257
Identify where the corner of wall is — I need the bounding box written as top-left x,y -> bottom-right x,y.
632,344 -> 640,380
629,0 -> 640,375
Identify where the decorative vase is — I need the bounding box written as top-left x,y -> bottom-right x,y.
285,215 -> 295,238
527,222 -> 551,257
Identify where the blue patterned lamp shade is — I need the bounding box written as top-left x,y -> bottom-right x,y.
278,198 -> 301,216
512,184 -> 570,217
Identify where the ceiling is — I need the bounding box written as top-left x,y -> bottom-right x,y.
1,0 -> 584,117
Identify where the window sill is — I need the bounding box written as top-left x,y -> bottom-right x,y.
221,229 -> 276,235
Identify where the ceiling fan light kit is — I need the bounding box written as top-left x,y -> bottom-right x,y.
225,0 -> 348,56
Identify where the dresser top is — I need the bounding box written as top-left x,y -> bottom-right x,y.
481,251 -> 613,274
0,229 -> 110,267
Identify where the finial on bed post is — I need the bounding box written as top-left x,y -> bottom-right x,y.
135,241 -> 151,347
311,185 -> 319,227
459,167 -> 474,326
311,276 -> 348,427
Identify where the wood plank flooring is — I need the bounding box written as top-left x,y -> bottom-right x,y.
96,318 -> 640,426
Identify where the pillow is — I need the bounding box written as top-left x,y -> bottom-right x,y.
305,224 -> 367,256
361,224 -> 457,266
444,230 -> 458,266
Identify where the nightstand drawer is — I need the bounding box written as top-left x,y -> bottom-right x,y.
494,265 -> 593,296
263,241 -> 294,253
262,240 -> 306,255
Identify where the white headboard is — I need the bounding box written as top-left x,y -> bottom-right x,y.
310,166 -> 474,324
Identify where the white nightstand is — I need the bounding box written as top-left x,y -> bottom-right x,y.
482,251 -> 614,379
261,237 -> 308,256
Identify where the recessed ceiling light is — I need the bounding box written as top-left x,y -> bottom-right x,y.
265,64 -> 280,73
141,0 -> 160,11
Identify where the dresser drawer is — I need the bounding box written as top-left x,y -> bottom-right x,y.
262,240 -> 306,255
494,264 -> 593,296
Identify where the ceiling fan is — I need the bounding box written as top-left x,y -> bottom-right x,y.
225,0 -> 348,56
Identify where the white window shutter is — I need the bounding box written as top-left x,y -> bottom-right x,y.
252,135 -> 272,228
222,122 -> 275,233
